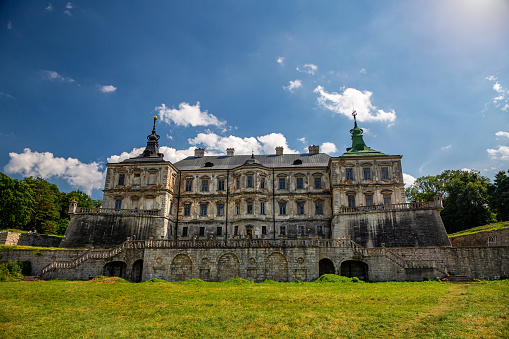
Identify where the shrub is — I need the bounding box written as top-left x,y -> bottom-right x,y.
222,277 -> 253,285
144,278 -> 170,283
314,274 -> 354,283
0,260 -> 24,281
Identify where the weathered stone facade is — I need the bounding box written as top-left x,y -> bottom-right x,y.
449,227 -> 509,247
12,115 -> 497,282
0,231 -> 61,248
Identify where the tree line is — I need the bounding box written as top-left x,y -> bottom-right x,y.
0,173 -> 101,235
406,169 -> 509,234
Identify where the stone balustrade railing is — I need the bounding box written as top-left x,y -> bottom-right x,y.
74,207 -> 161,216
40,237 -> 448,276
338,201 -> 439,214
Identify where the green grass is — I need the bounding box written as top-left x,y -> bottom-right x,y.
0,245 -> 74,251
449,221 -> 509,238
1,279 -> 508,338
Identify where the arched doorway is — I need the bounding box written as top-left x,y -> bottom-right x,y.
171,254 -> 193,281
103,261 -> 127,278
319,258 -> 335,276
132,259 -> 143,282
265,252 -> 288,282
217,253 -> 240,281
340,260 -> 368,281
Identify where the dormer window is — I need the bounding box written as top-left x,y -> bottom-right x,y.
293,159 -> 302,165
204,162 -> 214,167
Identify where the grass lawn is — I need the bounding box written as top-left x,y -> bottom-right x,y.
0,278 -> 508,338
448,221 -> 509,238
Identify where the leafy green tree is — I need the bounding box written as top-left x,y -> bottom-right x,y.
57,190 -> 102,234
23,177 -> 61,234
489,170 -> 509,221
0,173 -> 34,229
406,170 -> 496,233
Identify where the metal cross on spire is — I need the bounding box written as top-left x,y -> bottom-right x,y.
352,109 -> 357,123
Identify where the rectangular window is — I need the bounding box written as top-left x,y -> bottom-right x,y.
383,193 -> 392,205
201,179 -> 209,192
182,227 -> 188,237
133,173 -> 141,185
365,195 -> 374,206
279,178 -> 286,189
216,227 -> 222,236
169,203 -> 173,215
317,225 -> 323,235
298,226 -> 305,236
279,202 -> 286,215
118,174 -> 125,186
363,168 -> 371,180
115,199 -> 122,209
381,167 -> 389,180
148,172 -> 156,185
280,226 -> 286,235
184,204 -> 191,216
296,177 -> 304,189
297,202 -> 304,215
234,226 -> 239,236
235,202 -> 240,215
348,195 -> 356,208
262,226 -> 267,235
199,227 -> 205,236
260,202 -> 266,215
346,168 -> 354,180
247,176 -> 253,188
315,202 -> 323,215
200,204 -> 207,216
185,180 -> 192,191
247,201 -> 253,214
217,204 -> 224,216
260,177 -> 265,189
217,179 -> 225,191
314,177 -> 322,189
236,177 -> 240,189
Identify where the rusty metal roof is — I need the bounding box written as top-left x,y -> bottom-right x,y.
174,153 -> 330,171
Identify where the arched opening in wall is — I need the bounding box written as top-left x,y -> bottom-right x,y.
319,258 -> 335,276
340,260 -> 368,281
265,252 -> 288,282
132,259 -> 143,282
103,261 -> 127,278
217,253 -> 240,282
171,254 -> 193,282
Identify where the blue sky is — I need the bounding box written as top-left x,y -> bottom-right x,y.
1,0 -> 509,199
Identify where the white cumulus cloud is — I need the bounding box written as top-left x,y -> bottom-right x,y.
320,142 -> 338,154
487,146 -> 509,160
486,76 -> 509,110
314,85 -> 396,124
298,137 -> 307,144
107,146 -> 197,164
283,79 -> 302,93
276,57 -> 284,65
4,148 -> 104,195
99,85 -> 117,93
360,68 -> 367,74
403,173 -> 416,187
496,131 -> 509,139
40,70 -> 75,82
46,3 -> 54,11
188,132 -> 298,155
441,145 -> 452,150
157,102 -> 225,128
297,64 -> 318,75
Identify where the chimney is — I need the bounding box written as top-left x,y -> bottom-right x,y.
227,148 -> 235,157
194,148 -> 205,158
308,145 -> 320,155
275,146 -> 284,156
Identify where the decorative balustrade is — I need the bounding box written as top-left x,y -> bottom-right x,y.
339,201 -> 439,214
74,207 -> 161,216
40,237 -> 448,276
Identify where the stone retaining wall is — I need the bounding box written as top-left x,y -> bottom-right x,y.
449,228 -> 509,247
0,232 -> 62,248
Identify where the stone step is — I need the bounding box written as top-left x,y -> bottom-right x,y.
442,275 -> 474,283
21,276 -> 41,282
